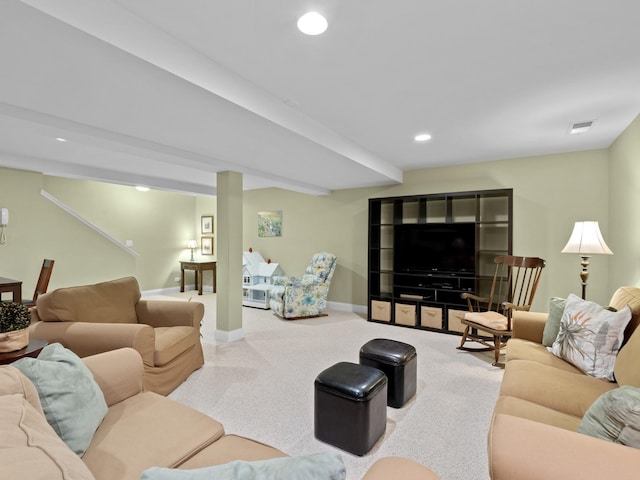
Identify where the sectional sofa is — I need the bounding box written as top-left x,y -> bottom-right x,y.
488,287 -> 640,480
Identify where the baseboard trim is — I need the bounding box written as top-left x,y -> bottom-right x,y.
141,289 -> 365,316
326,301 -> 367,315
215,328 -> 245,343
142,285 -> 214,296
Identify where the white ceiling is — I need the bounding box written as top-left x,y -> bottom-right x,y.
1,0 -> 639,196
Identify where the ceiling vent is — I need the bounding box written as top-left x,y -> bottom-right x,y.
569,121 -> 594,135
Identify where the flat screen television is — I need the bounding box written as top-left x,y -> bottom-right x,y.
394,223 -> 476,274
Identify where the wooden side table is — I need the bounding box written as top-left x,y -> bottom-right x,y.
180,261 -> 216,295
0,338 -> 48,365
0,277 -> 22,303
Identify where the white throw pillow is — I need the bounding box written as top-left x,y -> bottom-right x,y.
549,294 -> 631,380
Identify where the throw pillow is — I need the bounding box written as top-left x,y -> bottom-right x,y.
140,452 -> 346,480
578,386 -> 640,448
542,297 -> 566,347
549,294 -> 631,381
12,342 -> 108,457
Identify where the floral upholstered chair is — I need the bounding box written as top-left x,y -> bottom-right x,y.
269,252 -> 337,319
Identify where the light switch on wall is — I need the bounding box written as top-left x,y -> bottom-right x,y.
125,240 -> 134,247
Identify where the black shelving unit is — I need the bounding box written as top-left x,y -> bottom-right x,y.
368,189 -> 513,334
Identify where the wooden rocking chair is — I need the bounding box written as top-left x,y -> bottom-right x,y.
457,255 -> 545,366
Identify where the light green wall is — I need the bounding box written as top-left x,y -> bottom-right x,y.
609,114 -> 640,288
244,147 -> 615,309
0,169 -> 200,293
3,116 -> 639,310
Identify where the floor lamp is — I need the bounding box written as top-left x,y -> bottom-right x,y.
561,221 -> 613,300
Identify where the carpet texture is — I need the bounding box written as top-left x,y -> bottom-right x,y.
155,293 -> 503,480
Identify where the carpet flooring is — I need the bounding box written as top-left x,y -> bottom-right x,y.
152,292 -> 504,480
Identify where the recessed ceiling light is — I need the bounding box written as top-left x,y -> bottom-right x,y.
569,120 -> 594,135
414,133 -> 432,142
55,137 -> 67,142
135,186 -> 149,192
297,12 -> 328,35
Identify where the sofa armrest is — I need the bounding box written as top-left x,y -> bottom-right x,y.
362,457 -> 441,480
489,414 -> 640,480
135,300 -> 204,329
29,321 -> 155,367
82,348 -> 144,406
511,311 -> 548,343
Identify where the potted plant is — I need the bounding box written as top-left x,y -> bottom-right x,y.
0,302 -> 31,352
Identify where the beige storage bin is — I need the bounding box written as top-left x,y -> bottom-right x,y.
394,303 -> 416,326
420,306 -> 442,329
447,308 -> 468,333
370,300 -> 391,322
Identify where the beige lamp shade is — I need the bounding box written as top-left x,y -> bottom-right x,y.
561,221 -> 613,255
187,240 -> 198,249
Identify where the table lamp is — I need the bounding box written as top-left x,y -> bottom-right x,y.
187,240 -> 198,261
561,221 -> 613,300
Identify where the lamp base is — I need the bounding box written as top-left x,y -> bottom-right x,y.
579,255 -> 590,300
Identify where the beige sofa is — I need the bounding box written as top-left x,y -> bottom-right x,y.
0,347 -> 439,480
29,277 -> 204,395
488,287 -> 640,480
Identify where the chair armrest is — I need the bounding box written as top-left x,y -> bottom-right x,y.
82,348 -> 144,406
511,311 -> 548,342
489,414 -> 640,480
502,302 -> 531,312
461,292 -> 489,303
362,457 -> 441,480
29,321 -> 155,367
135,300 -> 204,328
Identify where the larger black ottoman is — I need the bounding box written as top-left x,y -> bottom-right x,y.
360,338 -> 417,408
314,361 -> 387,456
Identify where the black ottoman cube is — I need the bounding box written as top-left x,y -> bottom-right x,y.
359,338 -> 417,408
314,361 -> 387,456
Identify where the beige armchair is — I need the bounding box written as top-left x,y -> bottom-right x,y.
29,276 -> 204,395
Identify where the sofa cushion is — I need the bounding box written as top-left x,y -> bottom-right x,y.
500,360 -> 616,418
541,297 -> 565,347
154,326 -> 197,366
615,325 -> 640,387
36,276 -> 141,324
179,435 -> 287,470
0,393 -> 95,480
506,338 -> 583,373
494,395 -> 582,432
83,391 -> 225,480
140,452 -> 345,480
609,286 -> 640,344
361,457 -> 442,480
549,294 -> 631,380
488,413 -> 640,480
578,386 -> 640,447
12,343 -> 108,457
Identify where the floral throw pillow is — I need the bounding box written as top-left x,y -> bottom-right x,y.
549,294 -> 631,380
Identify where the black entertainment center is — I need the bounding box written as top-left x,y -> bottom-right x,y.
368,189 -> 512,334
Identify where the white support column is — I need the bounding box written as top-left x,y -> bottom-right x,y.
215,171 -> 244,342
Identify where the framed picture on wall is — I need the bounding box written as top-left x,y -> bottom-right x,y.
201,236 -> 213,255
201,215 -> 214,234
258,210 -> 282,237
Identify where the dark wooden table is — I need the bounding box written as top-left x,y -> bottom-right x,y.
0,276 -> 22,303
180,261 -> 216,295
0,338 -> 48,365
